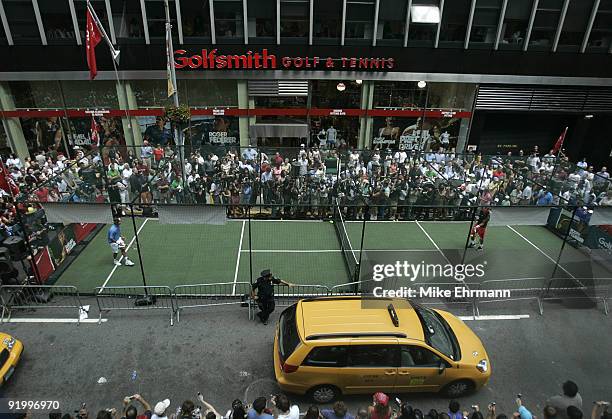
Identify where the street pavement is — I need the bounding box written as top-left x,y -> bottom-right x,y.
0,302 -> 610,418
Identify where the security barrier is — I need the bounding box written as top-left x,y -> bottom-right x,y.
272,284 -> 331,307
173,282 -> 253,322
95,286 -> 175,325
475,278 -> 547,316
541,277 -> 611,316
0,285 -> 83,323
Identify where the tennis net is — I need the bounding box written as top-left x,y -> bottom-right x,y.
333,198 -> 360,282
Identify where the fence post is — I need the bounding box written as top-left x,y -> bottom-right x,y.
248,206 -> 253,285
461,206 -> 478,265
356,205 -> 367,293
548,206 -> 577,291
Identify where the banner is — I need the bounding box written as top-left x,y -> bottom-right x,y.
32,247 -> 55,284
183,115 -> 238,147
48,226 -> 77,267
73,223 -> 97,243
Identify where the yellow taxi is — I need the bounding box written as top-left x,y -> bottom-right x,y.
0,332 -> 23,385
274,297 -> 490,403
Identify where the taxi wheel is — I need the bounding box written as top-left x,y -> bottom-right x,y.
309,385 -> 341,403
442,380 -> 475,397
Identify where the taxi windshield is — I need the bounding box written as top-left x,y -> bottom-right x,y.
412,304 -> 460,361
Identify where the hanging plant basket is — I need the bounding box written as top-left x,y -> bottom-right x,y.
164,105 -> 191,126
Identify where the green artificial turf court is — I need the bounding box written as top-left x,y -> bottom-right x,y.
53,213 -> 600,295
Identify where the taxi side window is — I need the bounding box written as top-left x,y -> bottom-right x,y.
401,345 -> 442,368
303,346 -> 348,367
347,345 -> 399,368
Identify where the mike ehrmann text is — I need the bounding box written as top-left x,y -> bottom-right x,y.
373,286 -> 511,299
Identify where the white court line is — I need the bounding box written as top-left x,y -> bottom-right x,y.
415,220 -> 452,265
459,314 -> 530,321
98,218 -> 150,293
2,318 -> 107,323
233,220 -> 246,295
506,225 -> 578,281
239,249 -> 441,253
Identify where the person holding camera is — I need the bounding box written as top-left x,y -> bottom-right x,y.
121,394 -> 152,419
251,269 -> 292,325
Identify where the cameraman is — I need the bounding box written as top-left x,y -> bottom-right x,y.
251,269 -> 292,325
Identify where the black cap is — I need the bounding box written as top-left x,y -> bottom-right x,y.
261,269 -> 272,277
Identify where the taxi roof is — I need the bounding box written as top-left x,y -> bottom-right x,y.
298,297 -> 425,342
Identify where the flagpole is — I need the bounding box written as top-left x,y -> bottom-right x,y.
164,0 -> 187,190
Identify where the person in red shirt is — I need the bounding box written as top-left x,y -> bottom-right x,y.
153,145 -> 164,168
469,207 -> 491,250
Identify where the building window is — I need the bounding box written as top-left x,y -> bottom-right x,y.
469,0 -> 503,48
214,0 -> 244,43
499,0 -> 533,50
3,0 -> 42,45
407,0 -> 440,47
280,0 -> 309,43
254,96 -> 307,123
529,0 -> 564,50
558,0 -> 593,52
247,0 -> 276,43
182,0 -> 212,42
311,80 -> 362,109
345,0 -> 375,45
9,81 -> 63,109
313,0 -> 342,44
110,0 -> 145,41
130,80 -> 177,108
60,80 -> 119,108
377,0 -> 408,46
439,0 -> 471,47
38,0 -> 77,44
586,0 -> 612,52
185,80 -> 238,107
373,82 -> 428,109
144,0 -> 178,41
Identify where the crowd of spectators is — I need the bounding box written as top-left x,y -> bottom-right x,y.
1,143 -> 611,222
12,381 -> 611,419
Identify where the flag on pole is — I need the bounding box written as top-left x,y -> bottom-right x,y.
90,115 -> 100,147
552,126 -> 568,155
0,159 -> 19,198
85,1 -> 120,80
86,6 -> 102,79
166,22 -> 176,98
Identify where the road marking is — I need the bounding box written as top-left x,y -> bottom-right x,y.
2,318 -> 107,323
415,220 -> 451,265
233,220 -> 246,295
99,218 -> 149,293
506,225 -> 576,280
459,314 -> 530,321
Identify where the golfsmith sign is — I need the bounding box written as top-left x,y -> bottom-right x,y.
174,48 -> 395,71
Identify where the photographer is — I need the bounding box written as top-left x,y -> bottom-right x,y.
121,394 -> 152,419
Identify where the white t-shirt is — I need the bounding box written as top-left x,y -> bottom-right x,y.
277,405 -> 300,419
327,127 -> 337,142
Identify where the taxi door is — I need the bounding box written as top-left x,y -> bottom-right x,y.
394,345 -> 450,392
341,340 -> 399,394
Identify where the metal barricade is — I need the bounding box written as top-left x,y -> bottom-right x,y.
173,282 -> 253,322
272,284 -> 331,307
0,285 -> 83,323
542,277 -> 611,316
475,278 -> 547,316
95,286 -> 175,325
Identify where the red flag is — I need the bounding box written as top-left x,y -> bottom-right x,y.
86,5 -> 102,80
552,126 -> 568,155
0,159 -> 19,197
90,115 -> 100,147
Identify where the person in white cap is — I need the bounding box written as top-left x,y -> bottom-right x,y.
151,399 -> 171,419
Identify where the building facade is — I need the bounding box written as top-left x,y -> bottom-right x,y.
0,0 -> 611,167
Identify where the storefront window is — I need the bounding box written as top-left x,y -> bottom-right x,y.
377,0 -> 408,46
9,81 -> 63,109
61,81 -> 119,109
144,0 -> 178,41
373,82 -> 427,109
38,0 -> 77,44
529,0 -> 564,50
247,0 -> 275,42
345,0 -> 375,45
64,116 -> 125,152
214,0 -> 244,43
499,0 -> 533,50
280,0 -> 309,42
74,0 -> 112,42
469,0 -> 503,48
182,0 -> 212,42
185,80 -> 238,107
439,0 -> 471,47
131,80 -> 175,108
254,96 -> 307,123
311,81 -> 362,109
587,0 -> 612,52
3,0 -> 41,45
185,115 -> 239,149
311,117 -> 359,148
19,117 -> 70,156
558,1 -> 592,52
110,0 -> 145,41
421,116 -> 462,151
427,83 -> 476,110
313,0 -> 342,44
